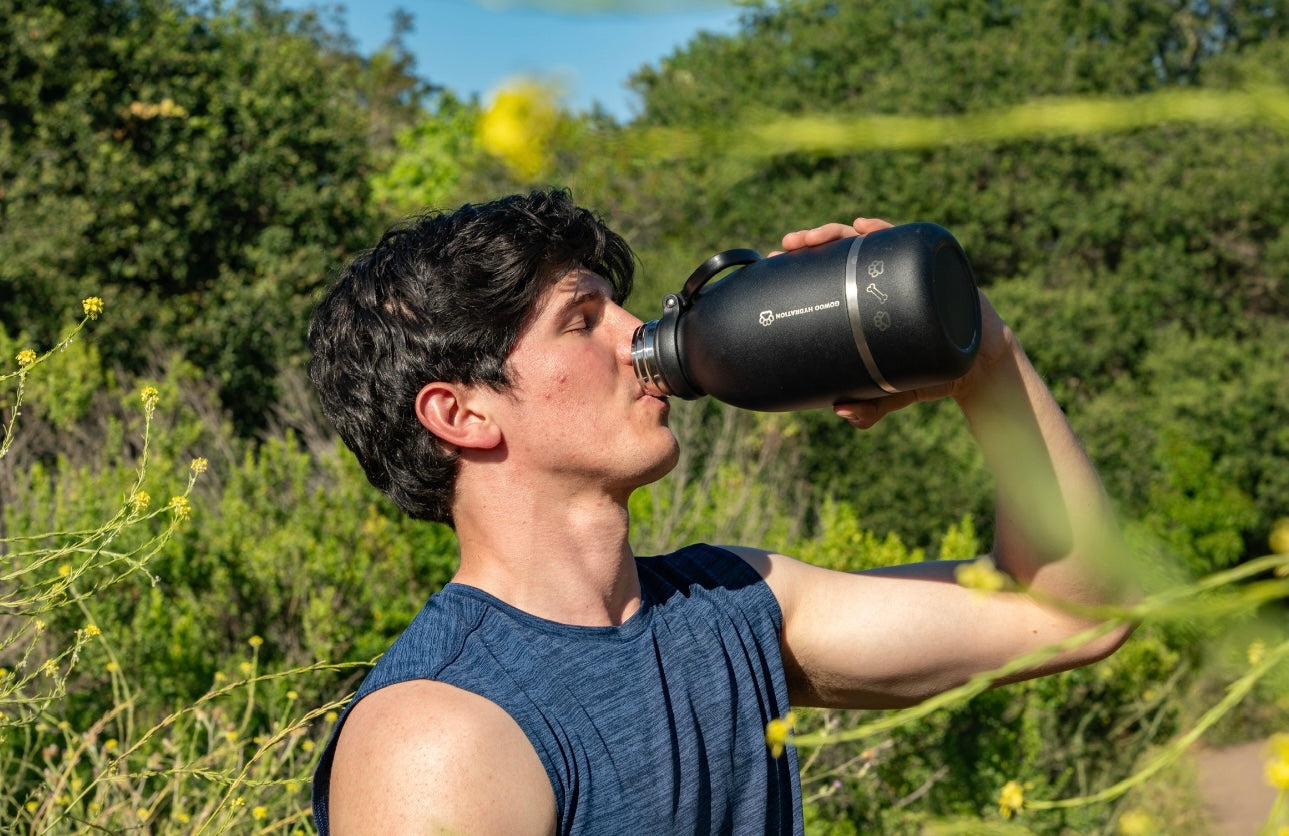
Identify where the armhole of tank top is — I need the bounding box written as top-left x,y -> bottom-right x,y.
696,542 -> 786,635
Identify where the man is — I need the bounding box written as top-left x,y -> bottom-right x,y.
307,188 -> 1131,834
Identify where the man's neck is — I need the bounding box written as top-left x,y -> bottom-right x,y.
450,482 -> 641,627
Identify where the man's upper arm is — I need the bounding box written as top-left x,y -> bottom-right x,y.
725,545 -> 1125,710
328,679 -> 556,835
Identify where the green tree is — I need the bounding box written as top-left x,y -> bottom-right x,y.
369,91 -> 485,214
0,0 -> 384,431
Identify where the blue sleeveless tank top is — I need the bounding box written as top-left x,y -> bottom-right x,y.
312,544 -> 802,835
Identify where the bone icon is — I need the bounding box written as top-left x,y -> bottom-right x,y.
865,282 -> 889,303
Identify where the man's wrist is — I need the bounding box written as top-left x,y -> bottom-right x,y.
952,325 -> 1028,416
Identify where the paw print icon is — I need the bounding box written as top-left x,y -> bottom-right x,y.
759,310 -> 775,327
867,260 -> 885,279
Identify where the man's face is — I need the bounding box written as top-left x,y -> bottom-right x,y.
487,267 -> 679,498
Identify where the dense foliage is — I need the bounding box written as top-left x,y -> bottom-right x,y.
2,0 -> 1286,832
0,0 -> 382,431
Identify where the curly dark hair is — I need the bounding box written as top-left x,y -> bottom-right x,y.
308,188 -> 636,525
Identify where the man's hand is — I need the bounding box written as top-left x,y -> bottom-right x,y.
779,216 -> 893,251
777,215 -> 1015,429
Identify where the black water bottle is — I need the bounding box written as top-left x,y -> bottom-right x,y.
630,222 -> 982,412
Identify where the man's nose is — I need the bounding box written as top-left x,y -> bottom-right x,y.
614,306 -> 644,365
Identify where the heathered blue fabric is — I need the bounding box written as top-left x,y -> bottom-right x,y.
312,544 -> 802,835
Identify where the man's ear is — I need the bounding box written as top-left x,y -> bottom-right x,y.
414,382 -> 502,450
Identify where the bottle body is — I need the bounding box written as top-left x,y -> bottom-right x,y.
632,223 -> 981,412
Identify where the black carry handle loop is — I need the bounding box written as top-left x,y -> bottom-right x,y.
677,248 -> 762,307
648,248 -> 761,401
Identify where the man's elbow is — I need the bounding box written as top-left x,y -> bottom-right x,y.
1051,615 -> 1138,674
1088,617 -> 1138,664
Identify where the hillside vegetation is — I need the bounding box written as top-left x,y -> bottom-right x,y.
2,0 -> 1286,831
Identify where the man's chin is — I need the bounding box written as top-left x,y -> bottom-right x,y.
637,439 -> 681,488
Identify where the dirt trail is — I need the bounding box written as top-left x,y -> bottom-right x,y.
1194,739 -> 1278,835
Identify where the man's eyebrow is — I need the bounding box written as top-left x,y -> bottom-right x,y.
553,276 -> 610,316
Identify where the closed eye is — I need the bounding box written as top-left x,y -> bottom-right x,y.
565,295 -> 604,333
553,270 -> 614,335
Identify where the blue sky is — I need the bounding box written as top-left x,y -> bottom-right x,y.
283,0 -> 744,120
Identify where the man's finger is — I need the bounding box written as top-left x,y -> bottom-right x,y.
780,222 -> 860,251
852,217 -> 894,235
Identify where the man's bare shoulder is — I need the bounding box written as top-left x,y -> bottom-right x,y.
328,679 -> 556,835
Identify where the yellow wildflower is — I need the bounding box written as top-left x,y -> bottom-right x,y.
325,711 -> 339,723
955,557 -> 1009,594
169,495 -> 192,521
16,349 -> 37,368
1267,735 -> 1289,790
105,661 -> 119,673
58,564 -> 71,577
301,739 -> 316,752
82,296 -> 104,319
764,711 -> 797,758
130,491 -> 151,514
998,780 -> 1024,818
140,386 -> 159,419
136,807 -> 149,820
286,690 -> 299,701
1117,808 -> 1156,835
238,661 -> 253,675
127,101 -> 159,119
190,456 -> 209,475
104,738 -> 118,751
1249,640 -> 1267,666
285,779 -> 302,794
157,97 -> 187,118
478,79 -> 559,179
252,806 -> 268,820
1266,759 -> 1289,790
1271,518 -> 1289,555
83,625 -> 101,638
248,635 -> 264,649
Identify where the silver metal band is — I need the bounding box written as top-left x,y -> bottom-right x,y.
844,235 -> 898,395
631,320 -> 669,396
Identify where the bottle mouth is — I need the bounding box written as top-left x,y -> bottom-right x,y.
631,320 -> 670,397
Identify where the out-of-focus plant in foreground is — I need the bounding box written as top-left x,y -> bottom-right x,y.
770,526 -> 1289,834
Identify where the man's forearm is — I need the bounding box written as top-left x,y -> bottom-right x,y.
955,328 -> 1128,609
